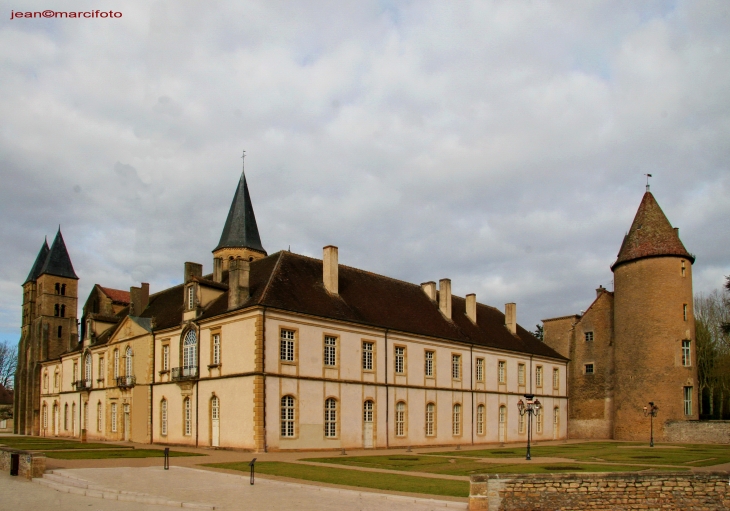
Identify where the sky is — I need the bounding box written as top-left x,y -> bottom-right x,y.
1,0 -> 729,344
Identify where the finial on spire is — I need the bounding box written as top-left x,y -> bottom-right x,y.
644,173 -> 652,192
241,150 -> 246,175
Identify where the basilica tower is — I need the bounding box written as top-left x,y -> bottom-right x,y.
611,192 -> 698,440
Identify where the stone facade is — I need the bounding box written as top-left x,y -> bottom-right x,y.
469,472 -> 730,511
665,420 -> 730,444
0,448 -> 46,480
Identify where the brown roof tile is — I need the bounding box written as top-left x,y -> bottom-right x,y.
99,287 -> 131,304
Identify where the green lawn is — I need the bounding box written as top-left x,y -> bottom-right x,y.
205,461 -> 469,498
45,448 -> 204,460
431,442 -> 730,467
0,436 -> 132,451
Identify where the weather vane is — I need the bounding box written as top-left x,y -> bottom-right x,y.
644,173 -> 652,192
241,150 -> 246,174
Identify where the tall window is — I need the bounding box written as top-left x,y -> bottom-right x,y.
425,403 -> 434,436
585,331 -> 594,342
324,398 -> 337,438
111,403 -> 117,432
162,345 -> 170,371
42,404 -> 48,429
57,325 -> 63,338
125,347 -> 133,377
324,336 -> 337,367
518,412 -> 525,434
395,401 -> 405,437
499,405 -> 506,425
183,330 -> 197,374
60,305 -> 66,317
477,404 -> 485,435
476,358 -> 484,382
363,400 -> 374,423
553,368 -> 560,390
684,387 -> 693,416
85,354 -> 92,385
535,366 -> 543,388
97,402 -> 102,432
83,402 -> 88,431
114,349 -> 119,378
54,304 -> 60,316
187,286 -> 194,310
280,329 -> 295,362
98,358 -> 104,385
682,340 -> 691,367
43,372 -> 48,390
394,347 -> 405,374
536,409 -> 543,433
452,404 -> 461,436
362,342 -> 374,370
73,361 -> 78,382
683,304 -> 688,321
554,407 -> 559,430
54,369 -> 59,389
518,364 -> 526,385
281,396 -> 295,437
681,260 -> 686,277
452,354 -> 461,380
72,402 -> 76,432
212,334 -> 221,365
64,404 -> 69,430
160,399 -> 168,436
425,351 -> 434,377
184,397 -> 192,435
211,396 -> 220,421
498,361 -> 506,384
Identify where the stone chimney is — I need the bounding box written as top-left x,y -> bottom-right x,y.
323,246 -> 338,295
129,283 -> 150,316
213,257 -> 223,283
184,262 -> 203,284
465,293 -> 477,323
505,302 -> 517,335
228,259 -> 250,310
596,285 -> 605,298
421,281 -> 437,301
439,279 -> 452,319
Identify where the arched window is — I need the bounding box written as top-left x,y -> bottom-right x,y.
183,397 -> 192,436
452,404 -> 461,436
477,404 -> 486,435
72,402 -> 76,433
324,398 -> 337,438
281,396 -> 295,437
64,403 -> 69,430
160,399 -> 168,436
97,402 -> 102,432
363,400 -> 374,423
125,347 -> 133,377
85,353 -> 92,385
395,401 -> 406,437
83,402 -> 88,431
113,349 -> 119,378
211,396 -> 220,421
183,330 -> 197,377
43,371 -> 48,390
425,403 -> 435,436
60,305 -> 66,317
61,284 -> 66,296
54,304 -> 60,316
54,369 -> 59,389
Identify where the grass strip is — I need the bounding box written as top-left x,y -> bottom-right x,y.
0,437 -> 132,451
45,449 -> 204,459
205,461 -> 469,498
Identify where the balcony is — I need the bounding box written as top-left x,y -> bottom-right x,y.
116,375 -> 136,389
172,366 -> 198,381
73,380 -> 92,391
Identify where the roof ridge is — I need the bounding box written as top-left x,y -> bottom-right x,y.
259,251 -> 286,304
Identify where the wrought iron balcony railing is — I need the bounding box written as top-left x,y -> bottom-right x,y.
116,375 -> 136,388
171,366 -> 198,381
73,379 -> 92,391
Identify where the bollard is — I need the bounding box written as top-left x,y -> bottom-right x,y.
164,447 -> 169,470
406,446 -> 412,452
249,458 -> 256,485
340,448 -> 347,455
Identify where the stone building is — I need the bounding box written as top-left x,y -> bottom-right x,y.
17,170 -> 569,450
543,189 -> 699,441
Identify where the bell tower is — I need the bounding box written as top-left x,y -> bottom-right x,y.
611,192 -> 698,440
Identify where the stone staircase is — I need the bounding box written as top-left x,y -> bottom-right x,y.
33,469 -> 216,509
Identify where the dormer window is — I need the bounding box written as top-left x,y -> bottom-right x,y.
187,286 -> 195,310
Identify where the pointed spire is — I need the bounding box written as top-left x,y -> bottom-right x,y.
214,171 -> 266,254
611,192 -> 694,271
23,238 -> 50,284
39,228 -> 79,280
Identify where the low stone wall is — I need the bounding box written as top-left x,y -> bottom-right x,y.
469,472 -> 730,510
0,447 -> 46,480
664,420 -> 730,444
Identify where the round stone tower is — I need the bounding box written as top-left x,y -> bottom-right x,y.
611,191 -> 698,441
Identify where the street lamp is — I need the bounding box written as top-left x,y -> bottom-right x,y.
517,394 -> 541,460
643,402 -> 659,447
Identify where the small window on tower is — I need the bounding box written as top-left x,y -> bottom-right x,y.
61,284 -> 66,296
55,283 -> 60,295
584,363 -> 594,375
585,332 -> 594,342
57,326 -> 63,338
681,260 -> 686,277
683,304 -> 687,321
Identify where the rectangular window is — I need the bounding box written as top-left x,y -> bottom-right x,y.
452,404 -> 461,436
187,286 -> 194,310
58,326 -> 63,338
162,345 -> 170,371
362,342 -> 374,371
681,260 -> 686,277
536,366 -> 543,387
324,336 -> 337,367
476,404 -> 485,435
425,403 -> 434,436
97,402 -> 102,432
98,358 -> 104,385
518,363 -> 525,386
394,347 -> 405,374
536,410 -> 543,434
425,351 -> 434,377
585,331 -> 594,342
161,400 -> 168,436
684,386 -> 693,415
184,398 -> 192,436
476,358 -> 484,382
452,354 -> 461,380
73,362 -> 78,382
395,402 -> 406,437
498,361 -> 506,384
212,334 -> 221,365
280,329 -> 295,362
585,363 -> 594,375
683,304 -> 688,321
553,368 -> 560,390
518,412 -> 525,434
111,403 -> 117,432
682,340 -> 691,367
281,396 -> 295,437
324,399 -> 337,438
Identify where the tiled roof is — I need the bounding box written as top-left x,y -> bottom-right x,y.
214,172 -> 266,254
611,192 -> 694,270
39,229 -> 78,280
23,239 -> 50,285
99,286 -> 131,304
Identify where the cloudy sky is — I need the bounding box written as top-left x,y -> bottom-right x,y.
1,0 -> 729,344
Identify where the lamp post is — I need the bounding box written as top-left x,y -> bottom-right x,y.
517,394 -> 541,461
643,402 -> 659,447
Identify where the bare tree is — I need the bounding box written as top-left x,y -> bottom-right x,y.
0,340 -> 17,390
695,286 -> 730,419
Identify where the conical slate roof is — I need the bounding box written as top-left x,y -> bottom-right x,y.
214,172 -> 266,254
39,229 -> 79,280
611,192 -> 694,271
23,239 -> 50,284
